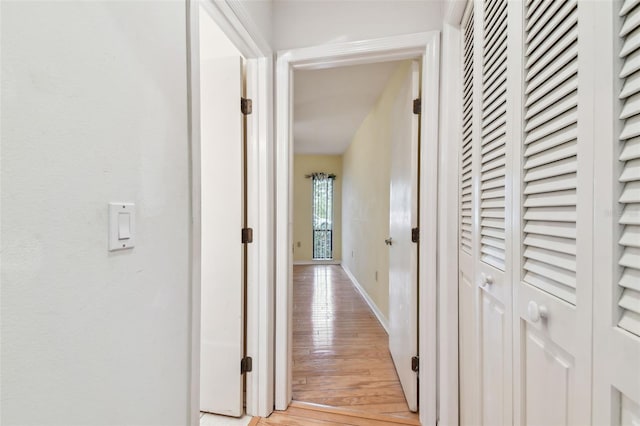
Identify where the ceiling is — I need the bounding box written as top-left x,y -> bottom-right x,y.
293,60 -> 403,155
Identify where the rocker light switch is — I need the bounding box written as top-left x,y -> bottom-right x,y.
118,212 -> 131,239
109,203 -> 135,251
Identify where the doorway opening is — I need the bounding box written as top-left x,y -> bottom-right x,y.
289,58 -> 421,423
275,32 -> 441,426
188,0 -> 275,423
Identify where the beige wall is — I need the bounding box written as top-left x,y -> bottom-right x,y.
342,60 -> 413,322
293,155 -> 343,262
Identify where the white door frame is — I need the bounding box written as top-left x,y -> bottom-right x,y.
274,32 -> 441,426
436,1 -> 468,425
187,0 -> 274,423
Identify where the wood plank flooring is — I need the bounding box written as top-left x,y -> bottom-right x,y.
252,401 -> 419,426
286,264 -> 418,423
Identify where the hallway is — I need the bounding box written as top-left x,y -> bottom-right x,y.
291,265 -> 418,422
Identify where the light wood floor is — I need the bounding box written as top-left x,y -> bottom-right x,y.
251,401 -> 420,426
269,264 -> 419,424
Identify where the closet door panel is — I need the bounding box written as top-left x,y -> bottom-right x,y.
593,1 -> 640,423
476,1 -> 512,424
515,1 -> 593,424
522,326 -> 573,426
459,257 -> 478,425
458,3 -> 480,424
480,289 -> 506,426
618,0 -> 640,343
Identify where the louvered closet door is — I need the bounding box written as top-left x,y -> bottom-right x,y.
514,1 -> 593,424
458,3 -> 479,425
476,0 -> 512,424
592,0 -> 640,423
618,0 -> 640,362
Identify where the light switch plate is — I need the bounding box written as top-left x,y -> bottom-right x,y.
109,203 -> 135,251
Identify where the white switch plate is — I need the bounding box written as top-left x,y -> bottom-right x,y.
109,203 -> 135,251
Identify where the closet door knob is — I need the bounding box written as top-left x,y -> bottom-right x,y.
527,301 -> 548,323
480,273 -> 494,288
385,238 -> 393,246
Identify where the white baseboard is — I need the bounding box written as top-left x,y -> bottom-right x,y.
340,264 -> 389,334
293,260 -> 341,265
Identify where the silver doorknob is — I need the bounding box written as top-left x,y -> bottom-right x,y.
527,301 -> 548,323
385,238 -> 393,246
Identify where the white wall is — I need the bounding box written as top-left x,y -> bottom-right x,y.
273,0 -> 444,50
1,2 -> 191,425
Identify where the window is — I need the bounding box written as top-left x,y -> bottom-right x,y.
311,173 -> 335,260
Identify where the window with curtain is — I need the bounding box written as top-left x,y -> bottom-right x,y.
309,172 -> 335,260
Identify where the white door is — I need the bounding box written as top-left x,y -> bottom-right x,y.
594,0 -> 640,423
475,0 -> 512,424
459,1 -> 637,424
199,55 -> 245,417
458,4 -> 479,424
458,0 -> 513,423
388,60 -> 420,412
513,1 -> 593,424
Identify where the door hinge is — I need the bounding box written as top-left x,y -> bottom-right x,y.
242,227 -> 254,244
413,98 -> 421,115
241,356 -> 252,374
411,227 -> 419,243
411,356 -> 419,372
241,97 -> 253,115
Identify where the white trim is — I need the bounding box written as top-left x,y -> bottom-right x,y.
200,0 -> 271,58
418,32 -> 441,426
436,5 -> 466,425
275,50 -> 293,412
292,260 -> 341,266
341,264 -> 389,334
187,3 -> 202,425
188,0 -> 274,422
508,2 -> 524,424
275,32 -> 441,426
225,1 -> 271,56
437,19 -> 463,426
278,32 -> 440,70
443,0 -> 467,26
244,56 -> 275,418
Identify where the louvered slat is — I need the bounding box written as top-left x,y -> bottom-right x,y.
480,0 -> 507,270
524,233 -> 576,255
618,0 -> 640,337
460,7 -> 474,255
622,0 -> 640,17
523,0 -> 578,304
